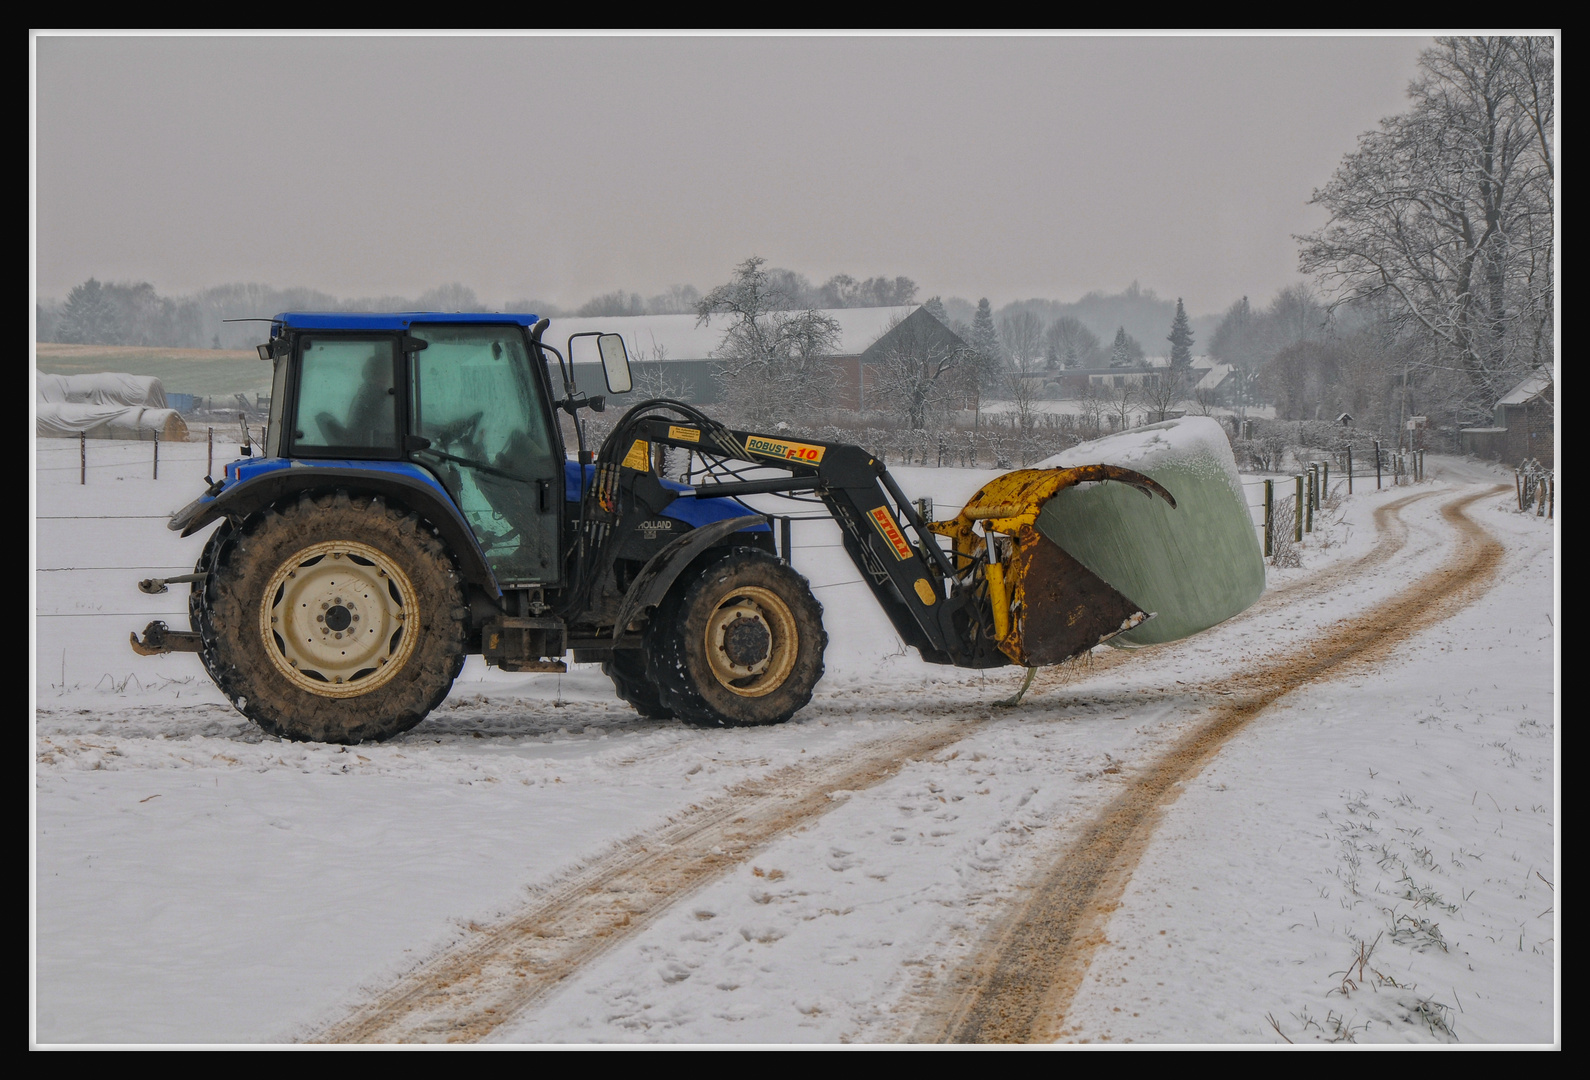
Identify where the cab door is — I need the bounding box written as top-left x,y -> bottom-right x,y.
407,324 -> 563,586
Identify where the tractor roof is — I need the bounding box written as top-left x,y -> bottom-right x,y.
272,312 -> 543,332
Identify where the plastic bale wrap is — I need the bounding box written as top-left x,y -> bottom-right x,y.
1034,417 -> 1264,646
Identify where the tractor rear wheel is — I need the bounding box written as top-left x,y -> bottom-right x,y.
650,549 -> 825,727
204,491 -> 467,743
189,520 -> 234,686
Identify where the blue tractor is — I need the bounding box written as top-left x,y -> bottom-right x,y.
131,312 -> 1261,743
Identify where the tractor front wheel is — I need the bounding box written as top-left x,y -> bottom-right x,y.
202,491 -> 466,743
650,549 -> 826,727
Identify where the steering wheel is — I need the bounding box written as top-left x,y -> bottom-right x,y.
433,410 -> 485,451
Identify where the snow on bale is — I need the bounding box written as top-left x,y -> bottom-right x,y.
36,370 -> 190,441
36,371 -> 167,408
1034,416 -> 1265,647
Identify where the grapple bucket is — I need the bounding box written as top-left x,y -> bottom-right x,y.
931,417 -> 1265,666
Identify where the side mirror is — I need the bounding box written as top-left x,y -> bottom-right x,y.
599,333 -> 632,394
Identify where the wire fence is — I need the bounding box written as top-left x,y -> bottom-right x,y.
38,429 -> 260,484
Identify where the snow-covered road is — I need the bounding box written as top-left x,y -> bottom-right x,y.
32,442 -> 1555,1044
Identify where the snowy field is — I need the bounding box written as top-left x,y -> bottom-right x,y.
32,437 -> 1556,1045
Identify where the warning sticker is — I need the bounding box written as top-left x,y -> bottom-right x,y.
868,506 -> 914,561
744,435 -> 825,464
621,439 -> 651,471
667,425 -> 701,443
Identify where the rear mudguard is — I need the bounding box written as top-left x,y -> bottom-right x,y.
169,462 -> 502,595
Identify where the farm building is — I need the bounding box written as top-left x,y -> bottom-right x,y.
1460,371 -> 1554,466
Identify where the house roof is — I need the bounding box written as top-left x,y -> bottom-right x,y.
546,306 -> 917,363
1194,363 -> 1234,391
1497,372 -> 1552,407
857,306 -> 970,362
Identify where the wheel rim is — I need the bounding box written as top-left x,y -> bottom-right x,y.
258,539 -> 421,698
702,585 -> 798,698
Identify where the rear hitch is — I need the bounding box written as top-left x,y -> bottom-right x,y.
129,620 -> 203,656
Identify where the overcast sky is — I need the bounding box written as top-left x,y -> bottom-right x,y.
32,33 -> 1435,316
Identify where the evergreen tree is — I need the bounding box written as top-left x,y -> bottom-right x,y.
1109,326 -> 1133,367
960,298 -> 1003,426
58,278 -> 118,344
1168,297 -> 1195,368
970,297 -> 999,362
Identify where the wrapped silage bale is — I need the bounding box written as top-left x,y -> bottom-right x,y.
1034,416 -> 1264,646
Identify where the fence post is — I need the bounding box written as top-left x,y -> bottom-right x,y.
1294,475 -> 1304,543
1306,467 -> 1315,533
1516,469 -> 1524,510
1346,446 -> 1353,494
1374,440 -> 1382,490
1264,479 -> 1273,557
79,431 -> 86,485
207,427 -> 214,478
153,431 -> 159,480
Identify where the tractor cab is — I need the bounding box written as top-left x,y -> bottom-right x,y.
254,312 -> 630,589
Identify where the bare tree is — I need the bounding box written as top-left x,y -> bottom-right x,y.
869,312 -> 967,429
1106,379 -> 1137,431
1004,368 -> 1043,441
999,309 -> 1046,373
629,339 -> 686,399
697,256 -> 841,427
1140,368 -> 1188,423
1297,36 -> 1554,421
1045,316 -> 1102,369
1076,378 -> 1106,438
644,284 -> 701,315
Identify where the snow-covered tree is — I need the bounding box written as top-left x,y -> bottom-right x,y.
869,309 -> 969,429
1108,326 -> 1142,367
1297,36 -> 1554,419
696,256 -> 842,427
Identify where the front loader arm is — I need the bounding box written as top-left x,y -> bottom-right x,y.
622,421 -> 991,666
613,416 -> 1180,672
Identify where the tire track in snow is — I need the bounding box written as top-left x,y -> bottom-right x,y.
310,717 -> 989,1043
912,485 -> 1507,1044
310,487 -> 1452,1043
1026,487 -> 1435,696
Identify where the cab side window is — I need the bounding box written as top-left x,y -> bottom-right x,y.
293,338 -> 398,452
